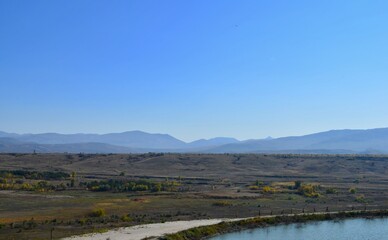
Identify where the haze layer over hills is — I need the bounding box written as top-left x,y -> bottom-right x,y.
1,128 -> 388,154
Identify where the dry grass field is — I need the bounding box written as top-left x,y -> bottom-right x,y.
1,153 -> 388,239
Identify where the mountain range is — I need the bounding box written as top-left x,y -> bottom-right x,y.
1,128 -> 388,154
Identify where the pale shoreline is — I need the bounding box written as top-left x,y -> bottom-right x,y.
61,218 -> 241,240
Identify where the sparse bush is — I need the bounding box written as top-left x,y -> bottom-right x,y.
89,208 -> 106,217
294,181 -> 302,189
349,187 -> 357,194
355,195 -> 366,203
255,180 -> 264,186
78,219 -> 86,225
213,201 -> 233,207
120,215 -> 132,222
84,179 -> 179,193
0,170 -> 69,180
262,186 -> 276,194
133,184 -> 149,191
248,185 -> 260,190
298,184 -> 320,198
326,188 -> 338,194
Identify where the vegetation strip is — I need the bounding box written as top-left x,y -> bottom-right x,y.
160,210 -> 388,240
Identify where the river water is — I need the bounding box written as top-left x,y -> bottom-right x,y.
210,217 -> 388,240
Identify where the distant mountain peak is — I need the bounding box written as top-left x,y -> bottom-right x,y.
1,127 -> 388,154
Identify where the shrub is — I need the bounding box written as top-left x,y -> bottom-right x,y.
213,201 -> 233,207
89,208 -> 106,217
85,179 -> 177,193
294,181 -> 302,189
0,170 -> 69,180
78,219 -> 86,225
298,184 -> 320,198
133,184 -> 149,191
326,188 -> 338,194
262,186 -> 276,193
121,215 -> 132,222
255,180 -> 264,186
355,195 -> 366,203
349,187 -> 357,194
248,185 -> 260,190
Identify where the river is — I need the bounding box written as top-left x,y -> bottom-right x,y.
210,217 -> 388,240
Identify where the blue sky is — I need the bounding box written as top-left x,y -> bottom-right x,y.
1,1 -> 388,141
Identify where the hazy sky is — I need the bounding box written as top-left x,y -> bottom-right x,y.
1,1 -> 388,141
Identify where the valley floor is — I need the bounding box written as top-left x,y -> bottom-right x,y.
1,153 -> 388,239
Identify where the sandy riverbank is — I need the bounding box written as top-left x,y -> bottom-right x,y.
62,219 -> 239,240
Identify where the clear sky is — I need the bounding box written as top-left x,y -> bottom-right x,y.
1,1 -> 388,142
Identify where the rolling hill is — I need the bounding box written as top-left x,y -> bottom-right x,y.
205,128 -> 388,154
1,128 -> 388,154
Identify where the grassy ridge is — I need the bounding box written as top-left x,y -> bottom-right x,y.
161,210 -> 388,240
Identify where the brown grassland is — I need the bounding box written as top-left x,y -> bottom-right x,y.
1,153 -> 388,239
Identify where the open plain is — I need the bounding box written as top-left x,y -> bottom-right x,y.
1,153 -> 388,239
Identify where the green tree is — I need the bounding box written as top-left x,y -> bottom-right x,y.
294,181 -> 302,189
70,171 -> 76,187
